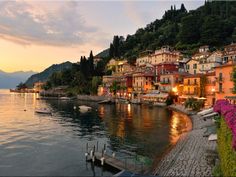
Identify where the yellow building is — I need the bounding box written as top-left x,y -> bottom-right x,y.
150,46 -> 181,65
136,46 -> 181,67
183,74 -> 201,98
132,72 -> 154,93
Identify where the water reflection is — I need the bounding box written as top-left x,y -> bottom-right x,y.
0,90 -> 192,176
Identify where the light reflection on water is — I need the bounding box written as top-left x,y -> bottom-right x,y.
0,89 -> 191,176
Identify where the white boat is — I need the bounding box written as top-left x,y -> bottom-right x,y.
35,108 -> 52,115
79,105 -> 92,113
59,97 -> 71,100
197,108 -> 213,116
130,98 -> 141,104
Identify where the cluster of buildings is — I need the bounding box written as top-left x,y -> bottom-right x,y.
98,44 -> 236,106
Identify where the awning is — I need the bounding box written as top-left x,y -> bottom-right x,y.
143,93 -> 168,98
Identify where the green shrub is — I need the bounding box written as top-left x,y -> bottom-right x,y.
217,118 -> 236,176
212,164 -> 223,177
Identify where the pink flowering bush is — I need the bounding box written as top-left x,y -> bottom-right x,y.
214,99 -> 236,150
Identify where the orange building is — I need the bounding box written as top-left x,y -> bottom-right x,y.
215,61 -> 236,100
205,72 -> 216,106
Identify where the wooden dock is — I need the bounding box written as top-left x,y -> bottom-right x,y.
87,151 -> 148,174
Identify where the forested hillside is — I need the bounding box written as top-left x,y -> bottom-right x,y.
107,1 -> 236,63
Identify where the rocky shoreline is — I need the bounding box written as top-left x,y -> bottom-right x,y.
153,105 -> 217,176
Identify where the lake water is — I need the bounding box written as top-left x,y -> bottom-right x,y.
0,89 -> 191,176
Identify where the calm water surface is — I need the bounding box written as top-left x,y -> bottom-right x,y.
0,89 -> 191,176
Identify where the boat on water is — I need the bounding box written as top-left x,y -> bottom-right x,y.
130,98 -> 141,104
35,108 -> 52,115
98,99 -> 115,104
79,105 -> 92,113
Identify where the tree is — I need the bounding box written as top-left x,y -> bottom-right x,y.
110,81 -> 120,96
91,76 -> 102,94
109,43 -> 114,58
179,15 -> 200,44
200,15 -> 222,46
180,3 -> 187,13
16,82 -> 27,90
232,28 -> 236,43
88,50 -> 94,76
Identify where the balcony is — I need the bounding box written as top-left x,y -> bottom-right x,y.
183,82 -> 198,86
160,80 -> 171,85
183,91 -> 198,95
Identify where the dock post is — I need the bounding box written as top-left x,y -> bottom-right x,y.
104,144 -> 106,153
96,141 -> 98,151
92,149 -> 95,163
102,149 -> 104,158
93,145 -> 95,154
86,143 -> 88,153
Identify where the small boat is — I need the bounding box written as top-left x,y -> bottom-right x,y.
59,97 -> 71,100
197,108 -> 213,116
98,99 -> 114,104
35,108 -> 52,115
130,98 -> 141,104
79,105 -> 92,113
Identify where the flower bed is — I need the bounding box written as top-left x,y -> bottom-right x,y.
213,99 -> 236,150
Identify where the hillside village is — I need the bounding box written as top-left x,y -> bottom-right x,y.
96,43 -> 236,107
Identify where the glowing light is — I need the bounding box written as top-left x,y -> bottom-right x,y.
211,88 -> 215,92
172,87 -> 178,93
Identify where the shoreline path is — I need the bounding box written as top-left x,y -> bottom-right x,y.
153,105 -> 217,176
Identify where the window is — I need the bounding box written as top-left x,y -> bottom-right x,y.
193,63 -> 197,69
188,79 -> 190,85
219,73 -> 223,81
194,70 -> 196,74
194,79 -> 197,85
219,83 -> 223,92
194,87 -> 197,94
146,82 -> 148,85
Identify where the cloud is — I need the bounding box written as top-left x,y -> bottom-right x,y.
0,1 -> 106,47
123,1 -> 145,27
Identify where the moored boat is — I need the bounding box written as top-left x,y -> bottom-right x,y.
35,108 -> 52,115
79,105 -> 92,113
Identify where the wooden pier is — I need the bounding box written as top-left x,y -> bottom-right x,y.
85,143 -> 149,175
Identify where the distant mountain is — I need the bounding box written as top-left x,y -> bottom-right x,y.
95,48 -> 109,58
25,61 -> 73,87
0,70 -> 37,89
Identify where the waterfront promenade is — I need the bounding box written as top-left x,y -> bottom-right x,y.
154,105 -> 217,176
